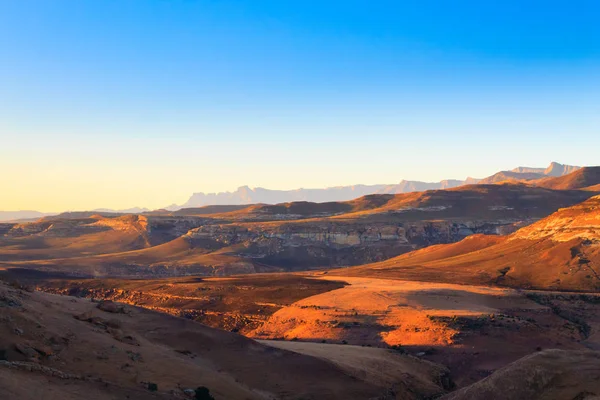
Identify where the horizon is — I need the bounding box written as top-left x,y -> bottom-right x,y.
3,4 -> 600,398
0,160 -> 586,214
2,1 -> 599,211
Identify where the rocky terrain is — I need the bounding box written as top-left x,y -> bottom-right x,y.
2,166 -> 600,398
335,194 -> 600,291
1,178 -> 597,278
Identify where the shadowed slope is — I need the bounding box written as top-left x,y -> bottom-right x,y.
0,279 -> 451,399
442,349 -> 600,400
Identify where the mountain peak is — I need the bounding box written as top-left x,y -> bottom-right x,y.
544,162 -> 580,177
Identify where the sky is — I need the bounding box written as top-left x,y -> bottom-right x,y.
1,0 -> 599,212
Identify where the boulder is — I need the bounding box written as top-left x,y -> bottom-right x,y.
97,300 -> 125,314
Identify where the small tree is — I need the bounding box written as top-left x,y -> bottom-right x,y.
195,386 -> 215,400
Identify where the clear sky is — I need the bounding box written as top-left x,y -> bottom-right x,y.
1,1 -> 599,212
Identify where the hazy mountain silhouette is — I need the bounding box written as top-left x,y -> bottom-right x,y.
0,162 -> 581,220
180,162 -> 578,209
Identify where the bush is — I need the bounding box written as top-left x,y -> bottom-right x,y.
147,382 -> 158,392
195,386 -> 215,400
388,344 -> 406,354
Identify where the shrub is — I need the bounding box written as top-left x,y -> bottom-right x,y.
195,386 -> 215,400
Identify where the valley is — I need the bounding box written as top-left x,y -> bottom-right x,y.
4,2 -> 599,397
12,270 -> 600,390
2,165 -> 600,399
0,177 -> 597,278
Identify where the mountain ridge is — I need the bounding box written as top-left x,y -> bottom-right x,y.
0,162 -> 581,221
180,162 -> 579,209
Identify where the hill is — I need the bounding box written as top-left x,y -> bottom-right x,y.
543,161 -> 581,176
0,215 -> 162,262
22,267 -> 600,391
0,278 -> 451,399
534,166 -> 600,190
1,183 -> 596,278
478,171 -> 546,184
442,349 -> 600,400
334,195 -> 600,291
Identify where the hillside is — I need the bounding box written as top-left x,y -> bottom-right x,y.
442,349 -> 600,400
534,166 -> 600,190
20,268 -> 600,390
335,195 -> 600,291
0,216 -> 147,261
1,183 -> 596,278
0,215 -> 176,262
0,279 -> 451,399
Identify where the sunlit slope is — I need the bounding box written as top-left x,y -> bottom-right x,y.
0,215 -> 155,261
336,195 -> 600,291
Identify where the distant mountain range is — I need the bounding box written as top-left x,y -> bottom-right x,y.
175,177 -> 477,209
179,162 -> 579,209
510,162 -> 580,176
0,207 -> 150,223
0,210 -> 56,223
0,162 -> 581,221
479,162 -> 582,184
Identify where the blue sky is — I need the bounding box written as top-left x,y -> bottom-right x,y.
1,1 -> 599,211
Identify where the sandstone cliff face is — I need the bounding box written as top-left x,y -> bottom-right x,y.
180,219 -> 529,270
1,215 -> 210,243
186,219 -> 526,248
512,195 -> 600,242
0,206 -> 539,276
5,221 -> 53,237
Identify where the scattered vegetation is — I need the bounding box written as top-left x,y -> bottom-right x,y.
195,386 -> 215,400
526,293 -> 592,338
388,344 -> 406,354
